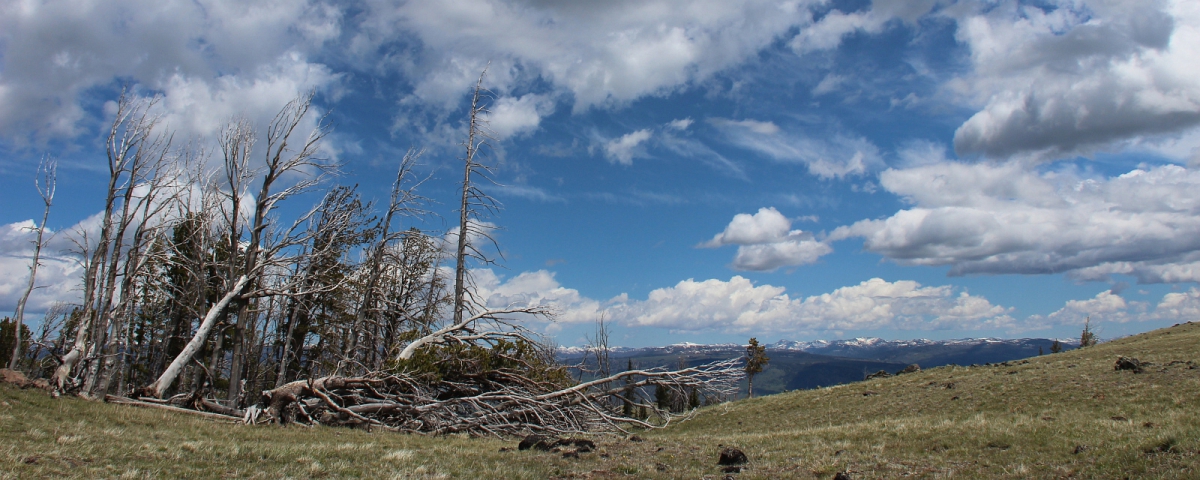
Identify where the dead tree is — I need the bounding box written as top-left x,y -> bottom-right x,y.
246,357 -> 743,436
88,71 -> 748,437
9,156 -> 56,370
452,68 -> 501,327
54,92 -> 169,396
339,148 -> 428,374
145,92 -> 332,399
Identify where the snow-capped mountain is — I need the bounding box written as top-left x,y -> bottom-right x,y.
561,337 -> 1073,357
768,336 -> 1077,360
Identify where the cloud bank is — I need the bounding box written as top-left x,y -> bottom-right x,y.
830,161 -> 1200,283
0,0 -> 342,145
948,0 -> 1200,160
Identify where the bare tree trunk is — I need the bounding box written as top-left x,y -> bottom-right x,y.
9,157 -> 55,370
55,102 -> 132,394
144,275 -> 249,398
453,69 -> 495,325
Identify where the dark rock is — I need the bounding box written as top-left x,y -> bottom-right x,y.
722,466 -> 742,473
864,370 -> 891,380
518,434 -> 555,451
1115,356 -> 1144,373
1073,445 -> 1088,455
626,434 -> 643,442
898,364 -> 921,374
718,446 -> 748,465
861,391 -> 877,396
565,438 -> 595,452
834,472 -> 852,480
517,435 -> 594,452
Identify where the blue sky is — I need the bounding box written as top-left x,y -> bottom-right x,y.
3,0 -> 1200,347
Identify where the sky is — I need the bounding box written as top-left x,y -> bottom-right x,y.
2,0 -> 1200,348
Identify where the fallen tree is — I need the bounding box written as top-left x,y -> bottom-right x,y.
246,357 -> 742,436
111,351 -> 743,436
116,305 -> 743,436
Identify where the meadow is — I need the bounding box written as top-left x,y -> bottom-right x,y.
2,322 -> 1198,479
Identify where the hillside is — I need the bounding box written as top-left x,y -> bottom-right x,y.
563,336 -> 1074,396
2,322 -> 1198,478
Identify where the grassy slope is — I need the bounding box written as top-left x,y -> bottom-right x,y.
3,322 -> 1199,479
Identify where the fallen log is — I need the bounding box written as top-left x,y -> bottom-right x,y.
104,395 -> 242,423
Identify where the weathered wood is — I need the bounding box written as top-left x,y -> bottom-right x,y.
105,395 -> 242,423
247,356 -> 743,436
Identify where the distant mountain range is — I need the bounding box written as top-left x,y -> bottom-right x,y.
559,337 -> 1078,397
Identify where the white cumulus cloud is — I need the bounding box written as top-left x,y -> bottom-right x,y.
603,129 -> 653,165
702,207 -> 832,271
0,221 -> 82,313
360,0 -> 829,112
948,0 -> 1200,160
609,276 -> 1014,334
831,161 -> 1200,282
487,94 -> 556,139
472,269 -> 605,325
0,0 -> 343,145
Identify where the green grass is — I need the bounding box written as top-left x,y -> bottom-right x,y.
4,322 -> 1200,478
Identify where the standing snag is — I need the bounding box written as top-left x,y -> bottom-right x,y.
9,156 -> 55,370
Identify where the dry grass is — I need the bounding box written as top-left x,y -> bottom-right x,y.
3,322 -> 1199,478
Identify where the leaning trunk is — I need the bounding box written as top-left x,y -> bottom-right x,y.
144,275 -> 249,398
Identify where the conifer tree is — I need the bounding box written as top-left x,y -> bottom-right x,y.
745,337 -> 769,398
